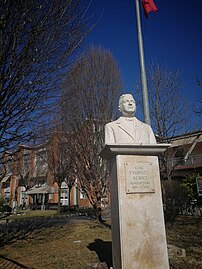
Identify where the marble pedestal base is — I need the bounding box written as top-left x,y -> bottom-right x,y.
108,154 -> 169,269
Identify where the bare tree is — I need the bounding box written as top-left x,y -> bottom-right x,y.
46,131 -> 75,213
147,64 -> 189,180
148,63 -> 186,142
0,0 -> 91,154
147,64 -> 192,222
61,46 -> 123,221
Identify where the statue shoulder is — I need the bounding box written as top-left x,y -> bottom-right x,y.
135,117 -> 150,127
105,118 -> 121,127
135,118 -> 155,132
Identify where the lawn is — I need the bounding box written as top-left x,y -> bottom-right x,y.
167,216 -> 202,269
0,212 -> 201,269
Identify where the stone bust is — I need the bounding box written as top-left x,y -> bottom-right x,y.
105,94 -> 156,144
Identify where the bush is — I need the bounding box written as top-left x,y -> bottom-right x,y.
0,204 -> 12,213
162,180 -> 189,224
78,207 -> 95,216
61,205 -> 95,217
61,205 -> 78,213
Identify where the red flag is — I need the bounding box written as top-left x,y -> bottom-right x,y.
142,0 -> 158,18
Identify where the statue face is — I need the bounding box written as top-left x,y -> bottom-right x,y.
120,94 -> 136,117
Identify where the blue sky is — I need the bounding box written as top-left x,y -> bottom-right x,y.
85,0 -> 202,128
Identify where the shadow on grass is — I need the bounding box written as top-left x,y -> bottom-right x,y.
87,239 -> 112,268
0,215 -> 88,247
175,216 -> 202,226
0,254 -> 34,269
100,220 -> 111,229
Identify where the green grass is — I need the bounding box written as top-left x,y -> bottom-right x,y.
0,215 -> 201,269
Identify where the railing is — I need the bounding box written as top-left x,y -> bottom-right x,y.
168,154 -> 202,168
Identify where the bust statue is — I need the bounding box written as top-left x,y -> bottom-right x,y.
105,94 -> 156,144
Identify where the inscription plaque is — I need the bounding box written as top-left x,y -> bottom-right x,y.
125,162 -> 155,193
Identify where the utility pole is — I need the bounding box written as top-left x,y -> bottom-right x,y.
135,0 -> 151,125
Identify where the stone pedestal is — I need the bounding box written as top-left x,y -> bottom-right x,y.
100,144 -> 170,269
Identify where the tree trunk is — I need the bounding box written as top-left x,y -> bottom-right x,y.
68,186 -> 72,207
57,185 -> 61,214
93,204 -> 103,223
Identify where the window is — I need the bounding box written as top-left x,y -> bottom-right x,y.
23,152 -> 30,176
174,147 -> 185,158
34,150 -> 47,177
20,186 -> 26,206
80,188 -> 87,199
4,187 -> 10,204
60,189 -> 68,199
5,159 -> 12,175
60,186 -> 69,206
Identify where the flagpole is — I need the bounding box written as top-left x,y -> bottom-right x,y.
135,0 -> 151,125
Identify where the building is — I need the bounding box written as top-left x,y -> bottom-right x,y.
161,130 -> 202,207
166,130 -> 202,180
0,144 -> 91,210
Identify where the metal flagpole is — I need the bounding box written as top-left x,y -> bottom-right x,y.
135,0 -> 151,125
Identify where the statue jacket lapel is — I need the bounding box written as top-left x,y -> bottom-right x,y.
116,117 -> 142,143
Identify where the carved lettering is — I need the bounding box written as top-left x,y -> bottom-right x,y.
125,162 -> 155,194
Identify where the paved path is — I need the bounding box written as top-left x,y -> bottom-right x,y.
0,255 -> 31,269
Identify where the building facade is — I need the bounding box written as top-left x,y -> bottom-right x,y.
0,144 -> 91,210
166,130 -> 202,180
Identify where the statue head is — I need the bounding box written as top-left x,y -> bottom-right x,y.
118,94 -> 136,117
